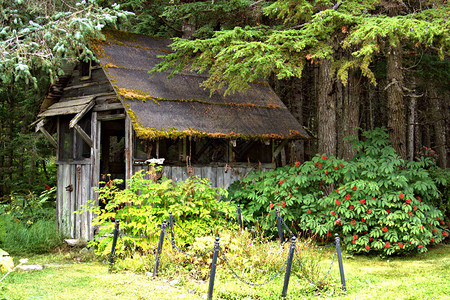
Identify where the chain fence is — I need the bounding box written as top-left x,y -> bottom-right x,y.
280,216 -> 296,237
220,247 -> 289,287
294,247 -> 337,286
108,205 -> 347,299
164,231 -> 215,258
173,220 -> 197,239
118,228 -> 160,239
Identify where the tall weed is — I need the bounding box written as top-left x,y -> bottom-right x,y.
0,215 -> 63,255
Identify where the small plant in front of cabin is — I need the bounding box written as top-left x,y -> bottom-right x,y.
230,128 -> 448,255
82,168 -> 235,257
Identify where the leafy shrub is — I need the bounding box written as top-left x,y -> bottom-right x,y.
83,169 -> 235,256
229,128 -> 448,255
427,167 -> 450,220
0,187 -> 56,225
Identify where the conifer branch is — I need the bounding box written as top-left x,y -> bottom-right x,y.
288,1 -> 342,30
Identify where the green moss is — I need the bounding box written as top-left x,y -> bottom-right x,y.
129,110 -> 304,141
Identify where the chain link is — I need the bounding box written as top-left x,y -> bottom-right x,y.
314,242 -> 335,250
280,216 -> 295,237
118,228 -> 160,239
164,232 -> 215,257
294,247 -> 337,286
220,247 -> 288,286
174,220 -> 198,239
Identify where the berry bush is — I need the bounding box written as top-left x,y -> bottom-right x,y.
228,128 -> 448,255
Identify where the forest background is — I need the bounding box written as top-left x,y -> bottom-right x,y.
0,0 -> 448,198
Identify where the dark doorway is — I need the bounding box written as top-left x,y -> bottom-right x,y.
100,119 -> 125,189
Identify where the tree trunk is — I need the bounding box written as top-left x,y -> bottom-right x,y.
341,70 -> 360,159
429,87 -> 447,168
288,77 -> 305,162
445,92 -> 450,168
406,75 -> 419,161
317,59 -> 336,156
336,77 -> 344,157
408,96 -> 417,161
386,46 -> 406,159
7,95 -> 14,186
182,18 -> 196,39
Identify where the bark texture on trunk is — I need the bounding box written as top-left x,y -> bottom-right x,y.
341,70 -> 360,159
182,18 -> 196,39
318,59 -> 336,156
429,87 -> 448,168
408,96 -> 417,161
445,92 -> 450,168
288,77 -> 305,163
386,46 -> 406,159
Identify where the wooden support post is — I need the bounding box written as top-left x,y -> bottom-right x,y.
36,119 -> 57,148
182,138 -> 187,162
156,139 -> 160,159
73,124 -> 93,148
69,99 -> 95,129
273,140 -> 289,160
125,116 -> 133,186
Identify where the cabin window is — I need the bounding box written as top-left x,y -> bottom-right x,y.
234,140 -> 272,163
80,60 -> 91,80
133,137 -> 272,165
59,117 -> 74,161
58,115 -> 91,161
134,138 -> 180,162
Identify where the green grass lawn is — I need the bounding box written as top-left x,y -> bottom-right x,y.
1,244 -> 449,299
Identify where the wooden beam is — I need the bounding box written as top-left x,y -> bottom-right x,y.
63,81 -> 110,91
29,117 -> 45,128
43,96 -> 94,110
73,124 -> 93,148
97,113 -> 125,121
69,100 -> 95,129
61,92 -> 115,102
93,103 -> 123,112
273,139 -> 289,159
36,119 -> 57,148
39,104 -> 91,117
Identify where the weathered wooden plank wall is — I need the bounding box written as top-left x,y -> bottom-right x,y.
57,163 -> 93,240
132,164 -> 270,189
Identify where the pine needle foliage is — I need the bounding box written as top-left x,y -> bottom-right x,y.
153,0 -> 449,94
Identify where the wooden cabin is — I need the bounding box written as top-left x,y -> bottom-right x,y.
35,29 -> 308,240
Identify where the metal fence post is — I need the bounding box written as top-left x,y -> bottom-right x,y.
237,204 -> 243,231
335,233 -> 347,292
281,236 -> 296,299
276,208 -> 284,244
153,220 -> 167,277
169,211 -> 175,250
109,219 -> 120,270
207,237 -> 220,300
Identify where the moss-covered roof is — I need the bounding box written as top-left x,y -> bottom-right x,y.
91,29 -> 308,140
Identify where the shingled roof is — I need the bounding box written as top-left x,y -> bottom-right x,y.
91,29 -> 308,140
